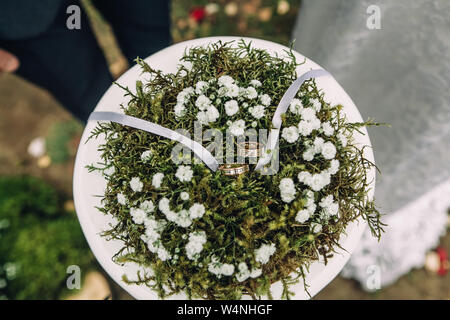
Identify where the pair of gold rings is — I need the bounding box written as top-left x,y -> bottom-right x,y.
219,142 -> 263,176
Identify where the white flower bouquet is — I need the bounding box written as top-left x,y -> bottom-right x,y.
79,38 -> 383,300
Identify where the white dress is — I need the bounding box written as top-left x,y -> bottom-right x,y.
292,0 -> 450,289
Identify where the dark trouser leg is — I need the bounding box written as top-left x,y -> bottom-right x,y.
0,2 -> 112,122
93,0 -> 172,65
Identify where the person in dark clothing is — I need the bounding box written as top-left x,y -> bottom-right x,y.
0,0 -> 171,122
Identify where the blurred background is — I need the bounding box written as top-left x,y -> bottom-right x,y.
0,0 -> 448,300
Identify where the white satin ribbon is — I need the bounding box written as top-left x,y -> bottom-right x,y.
88,111 -> 220,171
88,69 -> 329,173
255,69 -> 330,170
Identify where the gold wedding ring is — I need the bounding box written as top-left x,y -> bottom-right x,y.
219,164 -> 249,176
237,142 -> 263,158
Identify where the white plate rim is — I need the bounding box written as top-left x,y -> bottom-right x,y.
73,36 -> 375,300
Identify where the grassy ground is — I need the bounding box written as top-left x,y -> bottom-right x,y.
0,0 -> 448,300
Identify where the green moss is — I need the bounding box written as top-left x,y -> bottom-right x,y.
89,40 -> 383,299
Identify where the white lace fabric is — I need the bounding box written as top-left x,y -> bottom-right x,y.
341,180 -> 450,289
292,0 -> 450,288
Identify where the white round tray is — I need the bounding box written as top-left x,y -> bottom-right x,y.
73,36 -> 375,300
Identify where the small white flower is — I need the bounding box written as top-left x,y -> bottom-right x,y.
157,247 -> 171,261
218,75 -> 235,87
298,171 -> 312,185
249,105 -> 265,119
311,99 -> 322,112
281,126 -> 299,143
145,238 -> 162,254
225,100 -> 239,116
130,207 -> 146,224
305,189 -> 315,200
319,195 -> 334,208
142,230 -> 160,247
322,122 -> 334,136
244,87 -> 258,100
321,142 -> 337,160
259,94 -> 271,106
152,172 -> 164,189
177,87 -> 193,104
185,231 -> 207,260
255,243 -> 276,264
295,209 -> 310,224
302,148 -> 315,161
310,173 -> 331,192
189,203 -> 205,219
217,86 -> 228,97
319,195 -> 339,219
158,197 -> 171,215
175,209 -> 192,228
180,192 -> 190,201
279,178 -> 295,193
226,84 -> 240,98
289,98 -> 303,115
250,79 -> 262,87
300,108 -> 317,121
220,264 -> 235,276
195,81 -> 209,94
196,111 -> 208,125
328,159 -> 340,175
117,193 -> 127,205
251,121 -> 258,128
141,150 -> 153,162
311,222 -> 323,234
238,262 -> 248,272
195,95 -> 212,111
313,137 -> 325,153
324,202 -> 339,218
165,210 -> 178,222
130,177 -> 143,192
229,119 -> 246,136
236,264 -> 250,282
279,178 -> 296,203
206,105 -> 220,123
174,103 -> 187,118
208,255 -> 223,277
140,200 -> 155,213
176,165 -> 194,182
185,87 -> 195,95
307,203 -> 317,215
250,268 -> 262,278
149,218 -> 167,233
297,121 -> 311,137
